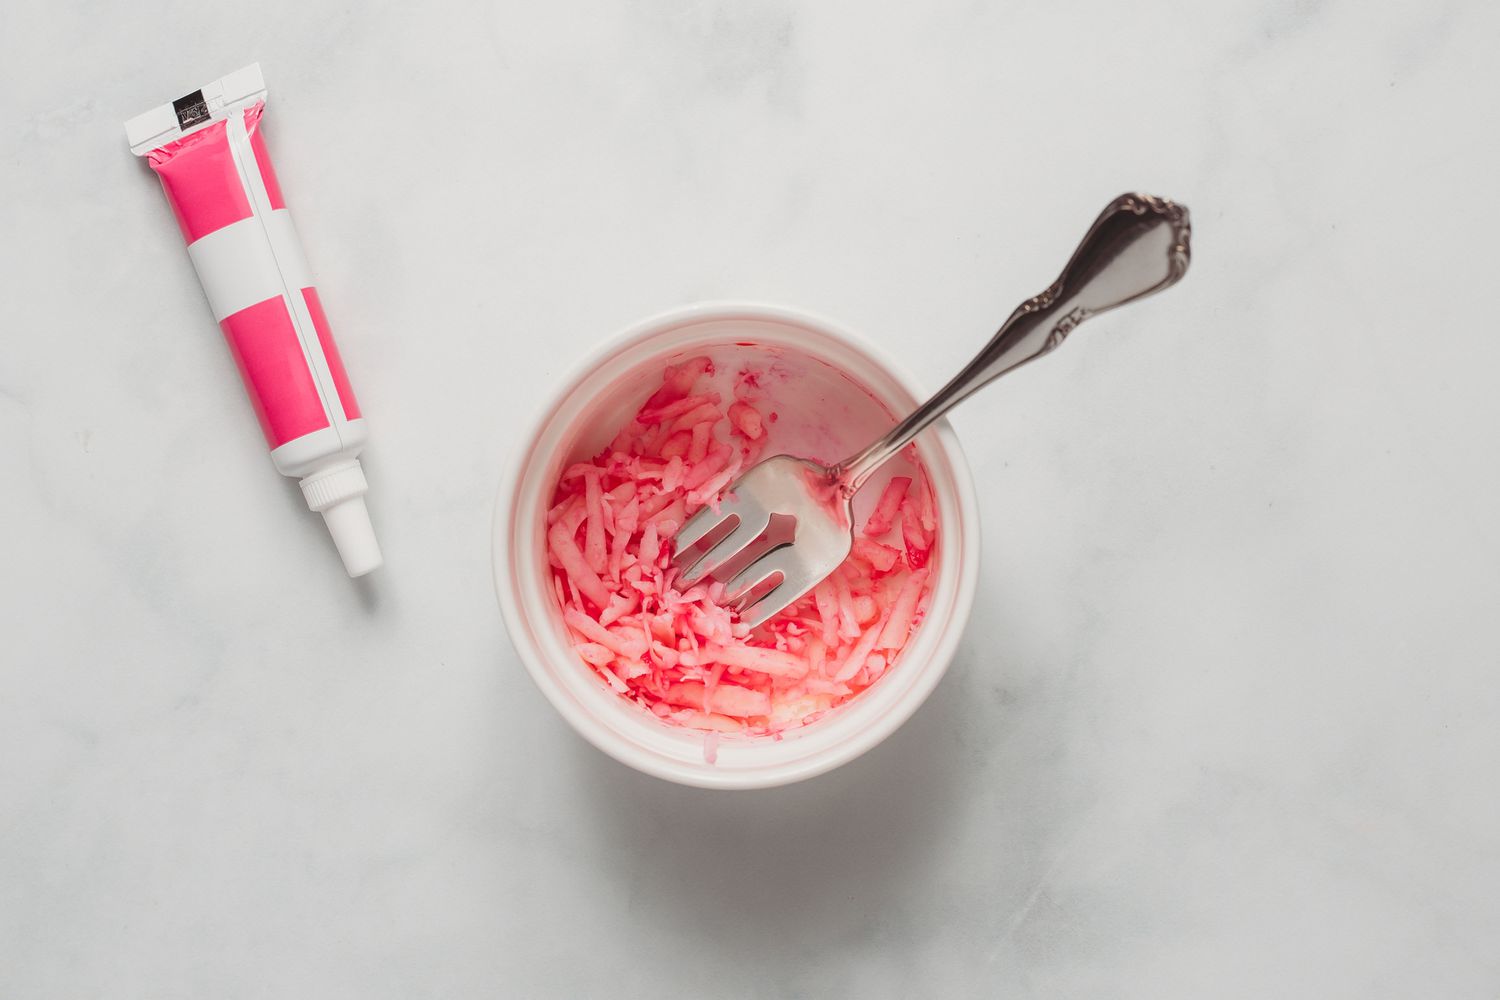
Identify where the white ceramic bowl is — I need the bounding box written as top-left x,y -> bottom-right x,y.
493,303 -> 979,788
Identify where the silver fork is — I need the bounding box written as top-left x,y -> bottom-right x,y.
672,193 -> 1193,626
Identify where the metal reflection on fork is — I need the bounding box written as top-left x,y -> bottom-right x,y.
672,193 -> 1193,627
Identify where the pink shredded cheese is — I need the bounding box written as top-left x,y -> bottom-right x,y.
863,475 -> 910,538
549,357 -> 937,747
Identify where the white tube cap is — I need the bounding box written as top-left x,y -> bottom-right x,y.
300,460 -> 383,577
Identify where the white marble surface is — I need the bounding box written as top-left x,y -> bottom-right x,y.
3,0 -> 1499,996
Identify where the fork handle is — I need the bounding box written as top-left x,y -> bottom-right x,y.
833,193 -> 1192,494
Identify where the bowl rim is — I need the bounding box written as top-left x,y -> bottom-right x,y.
492,301 -> 980,788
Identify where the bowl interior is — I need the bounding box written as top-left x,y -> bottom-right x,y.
560,340 -> 928,535
496,307 -> 977,788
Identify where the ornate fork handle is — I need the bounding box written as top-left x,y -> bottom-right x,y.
833,193 -> 1192,494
